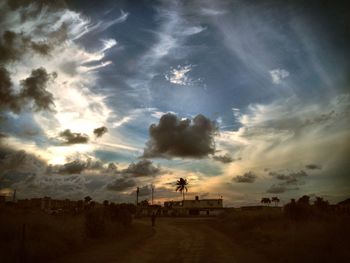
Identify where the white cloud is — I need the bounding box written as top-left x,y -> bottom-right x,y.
269,68 -> 290,84
217,93 -> 350,174
207,93 -> 350,204
101,39 -> 118,52
165,65 -> 193,85
200,7 -> 227,16
112,116 -> 133,127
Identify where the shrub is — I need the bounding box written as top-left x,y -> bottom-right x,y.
118,209 -> 132,227
84,208 -> 105,238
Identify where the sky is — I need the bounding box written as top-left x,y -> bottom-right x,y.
0,0 -> 349,206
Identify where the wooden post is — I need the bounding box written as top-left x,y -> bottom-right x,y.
19,224 -> 26,263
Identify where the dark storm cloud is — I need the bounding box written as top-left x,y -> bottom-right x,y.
267,170 -> 308,193
0,30 -> 57,116
143,113 -> 218,158
58,129 -> 89,145
46,158 -> 117,175
0,147 -> 47,174
269,170 -> 308,185
106,162 -> 118,173
1,67 -> 56,114
58,160 -> 86,174
267,184 -> 289,194
20,67 -> 56,111
121,159 -> 161,177
86,158 -> 104,170
213,154 -> 234,163
93,126 -> 108,138
0,31 -> 54,63
305,164 -> 322,170
31,41 -> 52,55
0,147 -> 47,188
0,171 -> 36,188
6,0 -> 66,11
0,67 -> 21,113
0,31 -> 24,63
233,171 -> 257,183
106,177 -> 136,192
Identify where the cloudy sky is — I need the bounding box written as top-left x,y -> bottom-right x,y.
0,0 -> 349,206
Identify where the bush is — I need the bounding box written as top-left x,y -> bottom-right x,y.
118,209 -> 132,227
84,208 -> 105,238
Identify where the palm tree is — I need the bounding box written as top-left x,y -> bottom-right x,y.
271,196 -> 280,207
176,178 -> 188,201
261,197 -> 271,206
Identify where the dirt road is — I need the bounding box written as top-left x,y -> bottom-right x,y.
54,218 -> 265,263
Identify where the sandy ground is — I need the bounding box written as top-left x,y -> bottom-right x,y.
53,217 -> 266,263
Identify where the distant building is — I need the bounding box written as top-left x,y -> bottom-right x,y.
163,196 -> 224,216
17,197 -> 82,213
137,204 -> 161,216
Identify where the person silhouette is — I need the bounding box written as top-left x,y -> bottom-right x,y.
151,212 -> 156,227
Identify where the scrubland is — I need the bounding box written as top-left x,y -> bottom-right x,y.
0,206 -> 150,263
214,208 -> 350,263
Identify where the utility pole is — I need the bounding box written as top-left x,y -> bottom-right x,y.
151,184 -> 154,205
13,189 -> 17,202
136,187 -> 139,206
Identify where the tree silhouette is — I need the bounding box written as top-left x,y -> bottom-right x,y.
314,196 -> 329,211
261,197 -> 271,206
176,178 -> 188,201
140,199 -> 150,207
297,195 -> 310,205
84,196 -> 92,203
271,196 -> 280,207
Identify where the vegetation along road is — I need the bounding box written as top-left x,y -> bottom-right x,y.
54,217 -> 265,263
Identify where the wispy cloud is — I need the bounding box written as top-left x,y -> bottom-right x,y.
127,1 -> 206,102
95,10 -> 129,33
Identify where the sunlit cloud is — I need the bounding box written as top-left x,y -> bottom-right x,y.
0,2 -> 127,165
269,68 -> 290,84
165,65 -> 193,85
101,38 -> 118,52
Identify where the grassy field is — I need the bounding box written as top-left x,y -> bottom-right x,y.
1,205 -> 349,263
0,207 -> 151,263
213,208 -> 350,263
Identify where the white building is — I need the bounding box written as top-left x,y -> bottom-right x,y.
164,196 -> 224,216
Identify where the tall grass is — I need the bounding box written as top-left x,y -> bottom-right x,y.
215,208 -> 350,263
0,207 -> 130,263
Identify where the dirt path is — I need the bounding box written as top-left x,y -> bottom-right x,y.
53,218 -> 266,263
